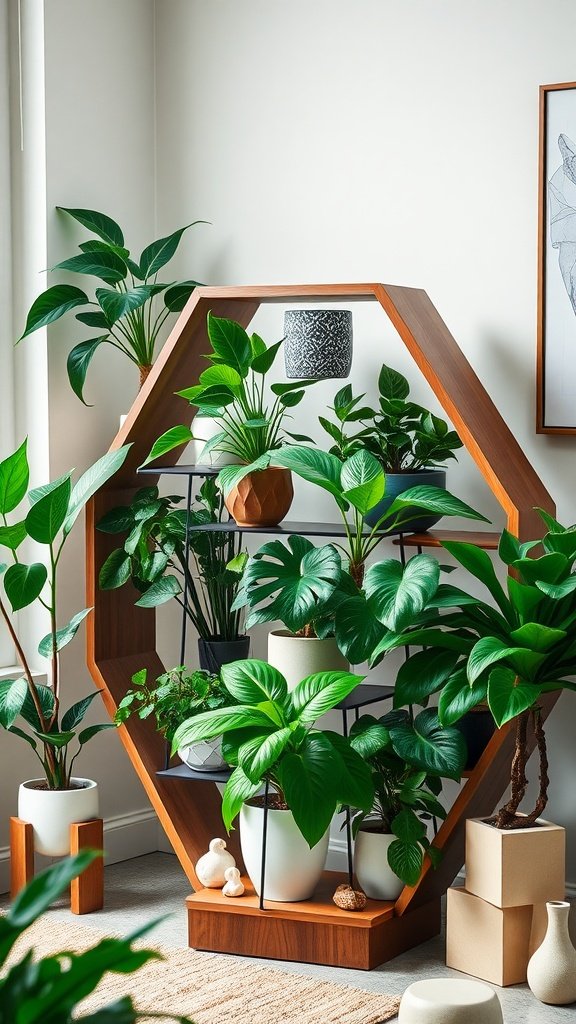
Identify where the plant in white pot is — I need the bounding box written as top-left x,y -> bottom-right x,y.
115,665 -> 233,772
0,440 -> 130,855
173,659 -> 374,902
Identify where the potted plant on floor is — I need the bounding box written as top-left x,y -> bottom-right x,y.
116,664 -> 233,772
0,440 -> 130,856
142,312 -> 317,527
172,659 -> 374,901
348,709 -> 465,899
19,206 -> 207,401
98,477 -> 249,671
319,368 -> 463,531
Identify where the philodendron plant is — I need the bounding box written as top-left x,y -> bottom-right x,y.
0,440 -> 130,789
172,659 -> 374,848
373,510 -> 576,829
20,207 -> 207,401
116,665 -> 231,745
348,709 -> 465,885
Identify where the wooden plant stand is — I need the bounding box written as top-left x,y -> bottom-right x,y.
10,816 -> 104,914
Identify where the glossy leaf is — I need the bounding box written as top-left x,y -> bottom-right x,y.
0,677 -> 28,729
19,285 -> 89,339
509,622 -> 567,652
95,285 -> 156,325
291,670 -> 363,723
270,446 -> 344,502
222,659 -> 288,706
487,666 -> 540,727
442,540 -> 510,616
341,450 -> 385,513
77,722 -> 116,745
387,838 -> 423,887
251,338 -> 283,374
349,716 -> 391,759
99,550 -> 132,590
237,726 -> 292,783
139,221 -> 207,278
135,575 -> 182,607
217,455 -> 271,497
25,475 -> 71,544
394,649 -> 459,708
276,732 -> 339,847
64,445 -> 131,536
323,730 -> 374,810
164,280 -> 202,311
173,705 -> 275,751
221,766 -> 260,832
334,595 -> 387,665
0,440 -> 29,514
0,521 -> 27,551
467,636 -> 539,684
378,363 -> 410,401
67,337 -> 107,404
57,207 -> 125,246
365,555 -> 439,631
4,563 -> 47,611
52,250 -> 127,284
389,708 -> 466,781
438,668 -> 487,726
140,426 -> 194,467
38,607 -> 92,659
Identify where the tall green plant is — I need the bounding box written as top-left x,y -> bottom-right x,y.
19,207 -> 207,402
0,441 -> 130,788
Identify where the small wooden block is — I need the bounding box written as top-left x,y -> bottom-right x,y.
70,818 -> 104,914
10,817 -> 34,900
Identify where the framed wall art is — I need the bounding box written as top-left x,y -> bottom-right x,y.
538,81 -> 576,433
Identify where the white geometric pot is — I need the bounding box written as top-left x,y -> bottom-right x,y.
240,802 -> 329,902
178,736 -> 227,773
267,630 -> 349,691
527,901 -> 576,1005
354,828 -> 404,901
189,415 -> 240,467
18,778 -> 99,856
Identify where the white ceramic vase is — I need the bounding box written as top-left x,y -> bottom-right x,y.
354,828 -> 404,901
527,900 -> 576,1005
18,778 -> 99,856
189,415 -> 240,467
178,736 -> 227,773
240,802 -> 329,902
267,630 -> 349,691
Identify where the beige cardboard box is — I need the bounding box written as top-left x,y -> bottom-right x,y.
465,816 -> 565,908
446,886 -> 536,986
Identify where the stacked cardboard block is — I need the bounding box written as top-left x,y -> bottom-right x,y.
446,816 -> 565,986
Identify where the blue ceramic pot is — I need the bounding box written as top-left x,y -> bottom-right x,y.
364,468 -> 447,533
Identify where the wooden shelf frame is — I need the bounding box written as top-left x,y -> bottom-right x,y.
86,283 -> 557,966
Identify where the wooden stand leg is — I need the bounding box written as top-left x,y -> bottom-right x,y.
10,817 -> 34,900
70,818 -> 104,914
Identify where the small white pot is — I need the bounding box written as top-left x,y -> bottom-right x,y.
267,630 -> 349,691
178,736 -> 227,773
354,828 -> 404,901
240,802 -> 329,902
18,778 -> 99,857
189,415 -> 241,467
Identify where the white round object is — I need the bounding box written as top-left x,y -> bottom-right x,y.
189,415 -> 240,467
18,778 -> 99,857
195,838 -> 236,888
398,978 -> 503,1023
267,630 -> 349,691
222,866 -> 245,897
527,901 -> 576,1004
354,829 -> 404,901
240,802 -> 329,902
178,736 -> 226,773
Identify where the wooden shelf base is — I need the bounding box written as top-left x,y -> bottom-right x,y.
10,816 -> 104,914
186,871 -> 441,970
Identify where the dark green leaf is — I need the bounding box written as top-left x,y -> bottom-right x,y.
99,550 -> 132,590
61,690 -> 102,731
378,363 -> 410,400
164,280 -> 202,312
4,563 -> 48,611
387,838 -> 423,887
75,310 -> 110,330
442,540 -> 510,617
135,576 -> 182,607
487,666 -> 540,727
52,250 -> 127,284
276,732 -> 339,847
251,338 -> 283,374
438,668 -> 487,726
0,677 -> 28,728
67,337 -> 107,404
206,311 -> 252,377
334,596 -> 386,665
292,671 -> 363,723
389,708 -> 466,780
394,649 -> 459,708
57,207 -> 125,246
139,221 -> 208,278
20,285 -> 89,339
221,659 -> 288,705
64,445 -> 131,536
25,476 -> 71,544
341,451 -> 384,514
365,555 -> 439,631
95,285 -> 156,325
77,722 -> 116,745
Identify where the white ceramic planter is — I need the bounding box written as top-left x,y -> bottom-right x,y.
189,415 -> 240,467
18,778 -> 99,856
240,802 -> 329,902
354,828 -> 404,901
178,736 -> 227,773
267,630 -> 349,691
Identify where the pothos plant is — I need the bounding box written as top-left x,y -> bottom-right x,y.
0,440 -> 130,789
19,207 -> 207,402
115,665 -> 231,745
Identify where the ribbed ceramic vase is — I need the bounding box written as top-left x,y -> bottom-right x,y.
527,901 -> 576,1005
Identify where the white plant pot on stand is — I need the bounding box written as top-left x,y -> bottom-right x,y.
240,801 -> 329,902
18,778 -> 99,856
178,736 -> 227,773
354,828 -> 404,901
267,630 -> 349,691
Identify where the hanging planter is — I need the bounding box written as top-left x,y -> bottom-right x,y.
283,309 -> 353,379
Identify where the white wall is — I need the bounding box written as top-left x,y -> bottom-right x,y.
153,0 -> 576,880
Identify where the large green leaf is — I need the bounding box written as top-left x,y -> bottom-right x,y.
199,364 -> 243,390
438,667 -> 487,726
467,636 -> 543,684
0,440 -> 29,514
204,312 -> 253,377
487,666 -> 540,727
0,677 -> 28,728
57,207 -> 125,246
378,363 -> 410,400
38,607 -> 92,659
4,563 -> 47,611
385,486 -> 489,528
340,450 -> 385,513
99,550 -> 132,590
276,732 -> 339,847
270,447 -> 344,503
334,595 -> 387,665
251,338 -> 284,374
140,425 -> 194,468
237,726 -> 292,784
19,683 -> 54,731
25,475 -> 71,544
392,807 -> 426,843
0,521 -> 27,551
536,576 -> 576,599
67,337 -> 107,404
63,445 -> 131,536
291,671 -> 363,723
323,730 -> 374,810
95,285 -> 157,325
387,838 -> 423,887
371,626 -> 474,663
172,705 -> 275,751
77,722 -> 116,746
365,555 -> 439,632
393,649 -> 459,708
61,690 -> 102,731
442,540 -> 511,617
221,766 -> 261,832
6,851 -> 98,933
139,221 -> 207,278
509,622 -> 567,652
135,575 -> 181,607
221,659 -> 288,705
178,382 -> 237,409
217,455 -> 271,497
52,250 -> 127,284
389,708 -> 466,780
513,552 -> 568,586
349,715 -> 391,759
19,285 -> 89,339
164,280 -> 202,312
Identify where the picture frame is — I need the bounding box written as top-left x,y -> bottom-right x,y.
537,81 -> 576,434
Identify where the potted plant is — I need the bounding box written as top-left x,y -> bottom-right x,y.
319,367 -> 463,530
116,664 -> 232,772
348,708 -> 465,898
142,312 -> 317,527
19,206 -> 207,401
98,477 -> 249,672
172,659 -> 374,901
0,440 -> 130,855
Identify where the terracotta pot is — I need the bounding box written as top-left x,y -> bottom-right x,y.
224,468 -> 293,527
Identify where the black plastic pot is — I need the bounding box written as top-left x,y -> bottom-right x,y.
198,635 -> 250,674
455,707 -> 496,771
364,469 -> 447,533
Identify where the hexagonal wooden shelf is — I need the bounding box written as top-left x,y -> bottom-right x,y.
86,284 -> 556,968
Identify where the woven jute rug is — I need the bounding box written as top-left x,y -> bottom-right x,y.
13,918 -> 400,1023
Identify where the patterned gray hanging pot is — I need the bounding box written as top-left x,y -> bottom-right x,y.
283,309 -> 353,379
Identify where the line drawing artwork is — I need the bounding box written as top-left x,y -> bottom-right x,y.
549,133 -> 576,316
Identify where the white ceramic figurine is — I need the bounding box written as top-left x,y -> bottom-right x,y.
195,838 -> 236,888
222,866 -> 245,897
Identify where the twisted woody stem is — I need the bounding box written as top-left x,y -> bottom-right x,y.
495,706 -> 549,829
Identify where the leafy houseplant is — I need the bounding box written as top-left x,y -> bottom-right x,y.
143,313 -> 317,526
19,207 -> 207,401
0,852 -> 193,1023
0,440 -> 129,789
98,478 -> 248,670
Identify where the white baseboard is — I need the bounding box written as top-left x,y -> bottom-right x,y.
0,807 -> 159,896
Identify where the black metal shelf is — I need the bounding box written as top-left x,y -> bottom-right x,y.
187,520 -> 404,538
139,464 -> 218,478
157,764 -> 232,782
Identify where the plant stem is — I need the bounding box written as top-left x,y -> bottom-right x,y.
495,708 -> 529,828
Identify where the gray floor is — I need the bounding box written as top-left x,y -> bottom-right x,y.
6,852 -> 576,1022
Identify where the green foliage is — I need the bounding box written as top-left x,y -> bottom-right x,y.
98,478 -> 245,641
0,853 -> 194,1023
115,666 -> 231,744
172,659 -> 374,848
19,207 -> 207,403
0,441 -> 130,789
